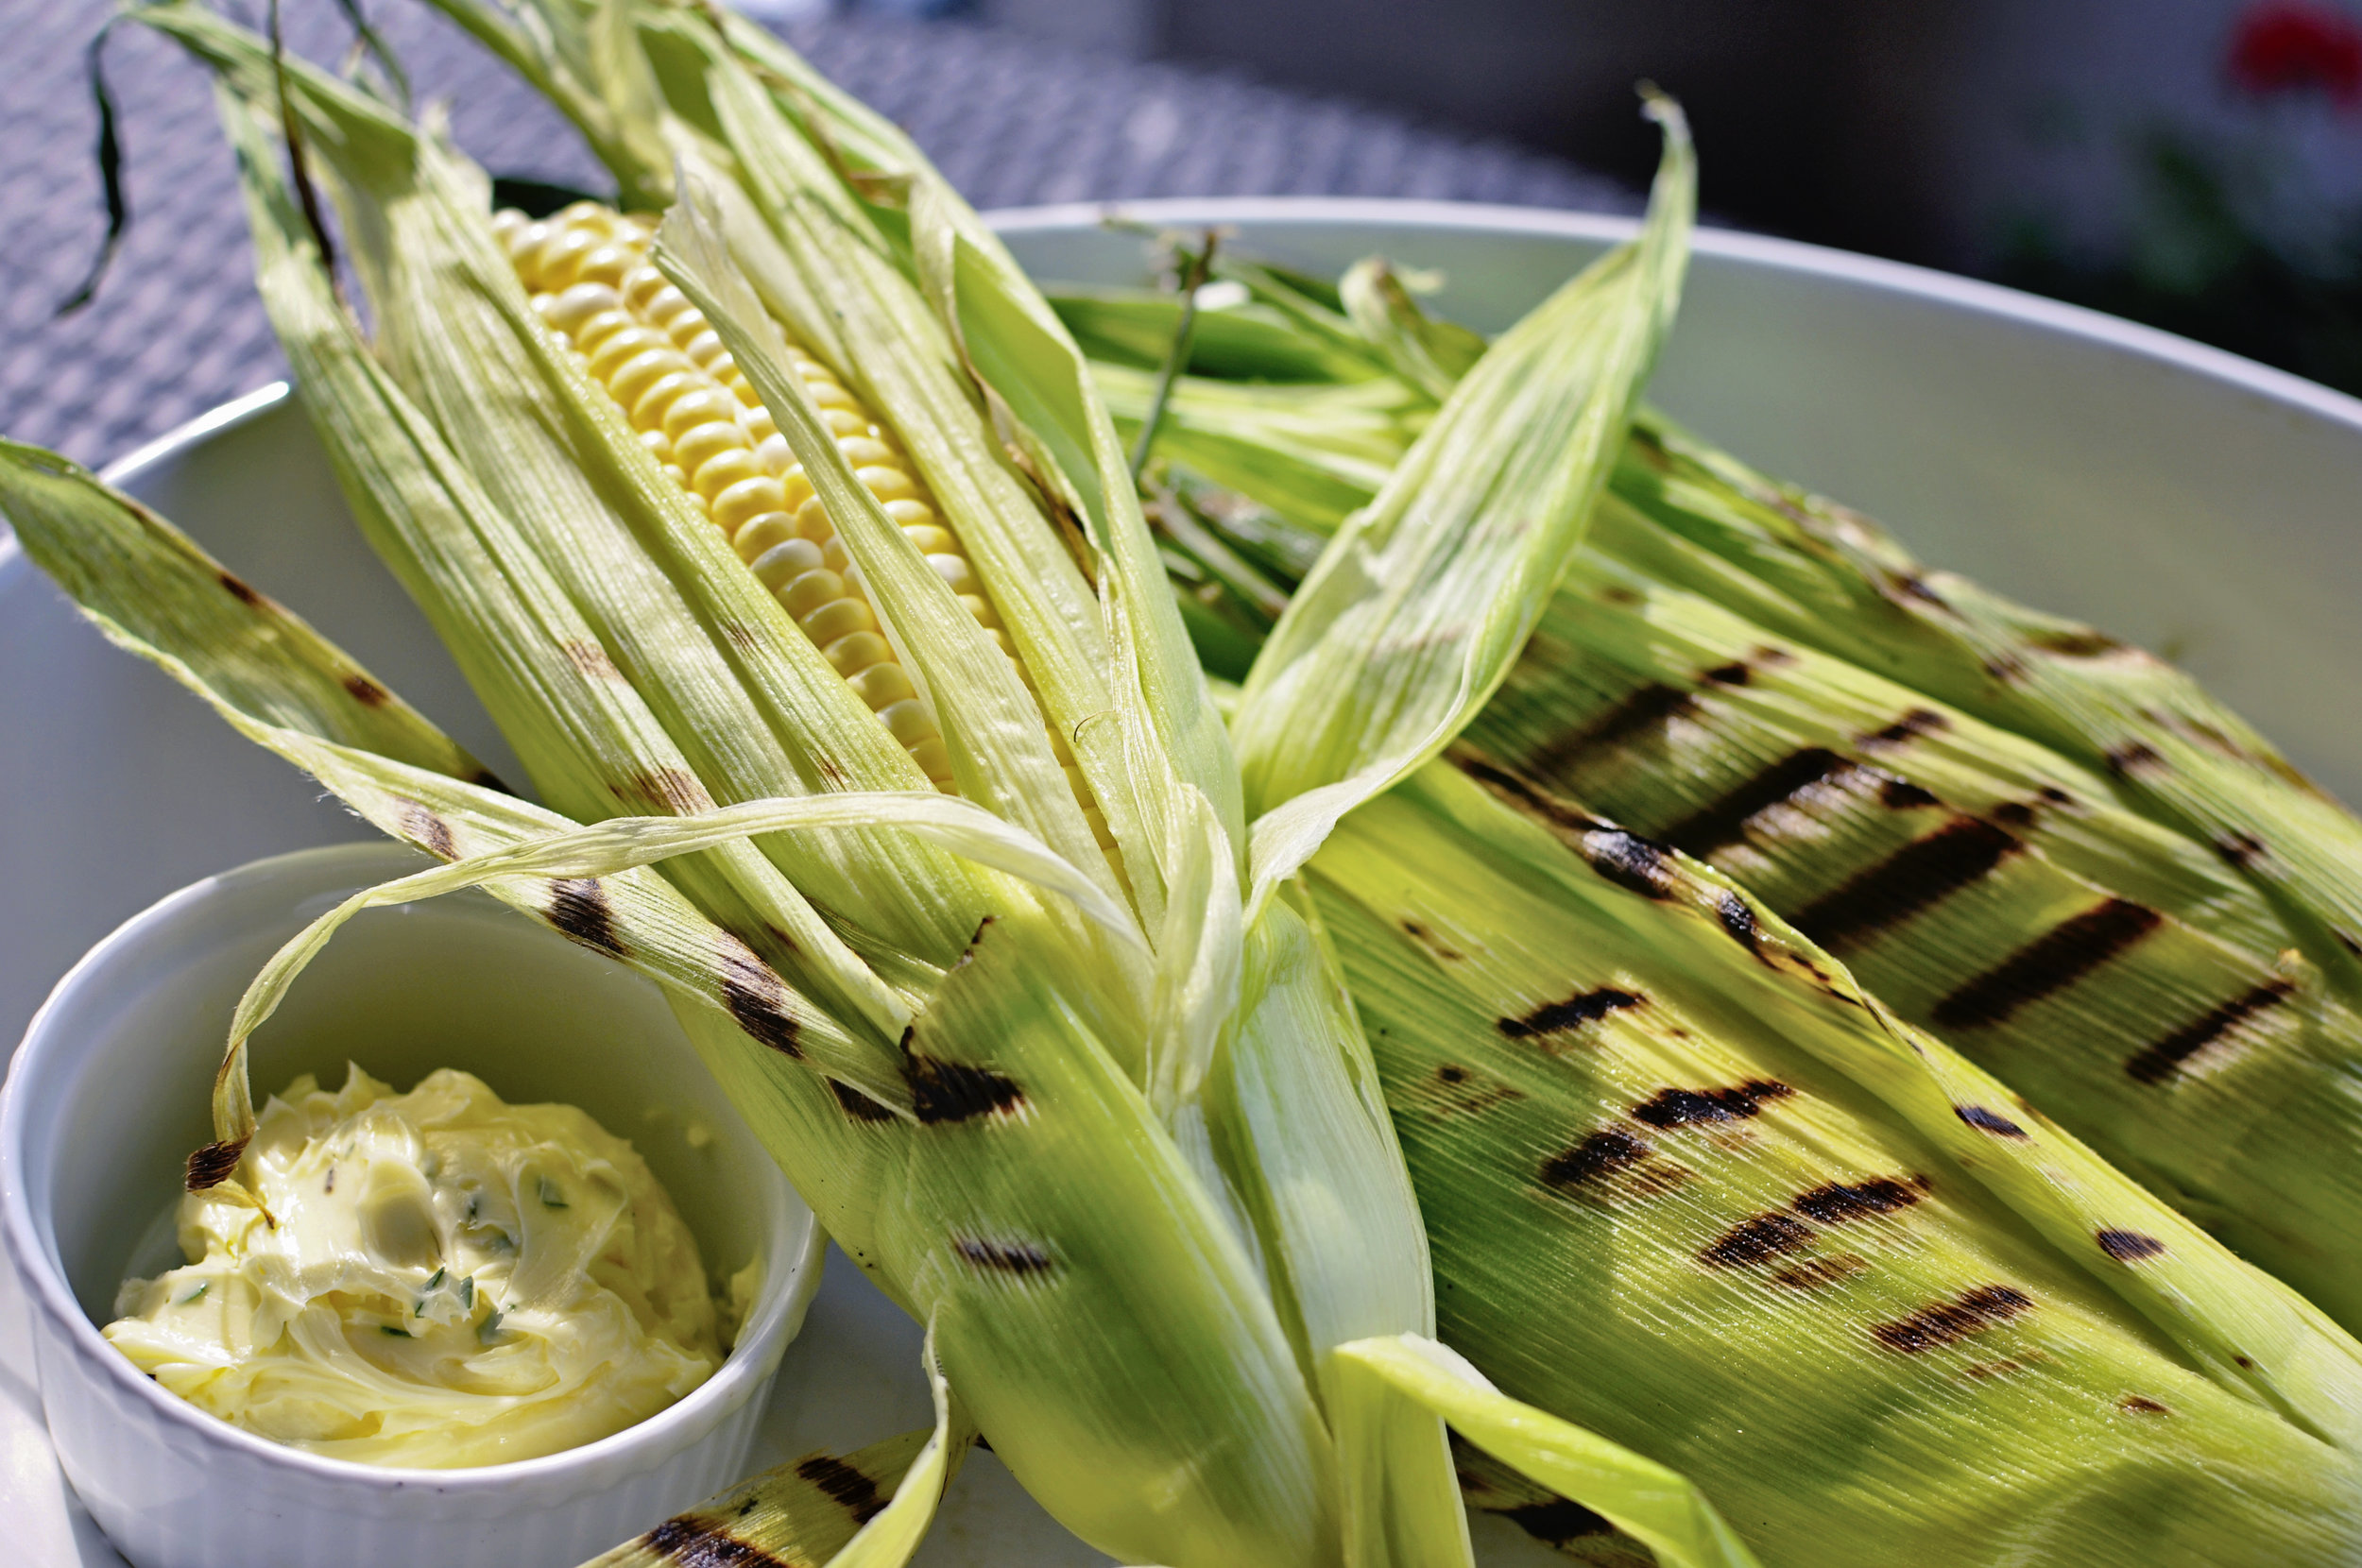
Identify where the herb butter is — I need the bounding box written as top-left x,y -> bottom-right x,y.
104,1066 -> 731,1467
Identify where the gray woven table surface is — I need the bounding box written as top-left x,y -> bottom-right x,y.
0,1 -> 1632,471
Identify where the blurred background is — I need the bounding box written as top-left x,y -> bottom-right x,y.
799,0 -> 2362,397
10,0 -> 2362,469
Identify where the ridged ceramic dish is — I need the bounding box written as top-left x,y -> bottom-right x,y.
5,198 -> 2360,1565
1,843 -> 825,1568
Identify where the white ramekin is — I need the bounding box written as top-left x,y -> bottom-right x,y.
0,843 -> 825,1568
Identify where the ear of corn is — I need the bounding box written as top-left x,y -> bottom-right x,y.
1309,760 -> 2362,1565
1085,264 -> 2362,1340
39,6 -> 1754,1563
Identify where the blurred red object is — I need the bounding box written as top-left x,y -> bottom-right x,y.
2228,1 -> 2362,106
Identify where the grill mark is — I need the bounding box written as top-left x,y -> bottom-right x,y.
1955,1103 -> 2029,1138
796,1453 -> 889,1524
1872,1285 -> 2033,1353
397,800 -> 457,861
2126,980 -> 2295,1083
829,1080 -> 898,1122
1793,1178 -> 1924,1224
1932,898 -> 2165,1030
1982,652 -> 2029,685
2119,1395 -> 2171,1415
1498,987 -> 1644,1040
2107,741 -> 2165,777
341,672 -> 390,707
1772,1254 -> 1868,1290
1540,682 -> 1698,769
1858,708 -> 1948,751
718,938 -> 801,1057
1631,1079 -> 1792,1128
1717,890 -> 1762,954
641,1515 -> 791,1568
1792,818 -> 2022,950
1701,660 -> 1754,686
185,1136 -> 250,1191
2031,629 -> 2125,657
908,1053 -> 1025,1123
1500,1499 -> 1615,1546
1879,776 -> 1942,810
1400,919 -> 1463,962
2097,1229 -> 2167,1262
1583,828 -> 1679,900
548,878 -> 625,957
1540,1128 -> 1651,1190
1701,1213 -> 1814,1268
2214,830 -> 2267,868
953,1236 -> 1056,1274
218,571 -> 265,607
1885,571 -> 1951,611
1658,747 -> 1850,857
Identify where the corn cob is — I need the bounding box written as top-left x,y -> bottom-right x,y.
29,7 -> 1750,1565
1084,279 -> 2362,1338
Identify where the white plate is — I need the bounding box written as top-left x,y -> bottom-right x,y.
6,197 -> 2361,1565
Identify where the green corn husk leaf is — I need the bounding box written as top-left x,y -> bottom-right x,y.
1309,761 -> 2362,1566
1232,96 -> 1693,911
1334,1335 -> 1758,1568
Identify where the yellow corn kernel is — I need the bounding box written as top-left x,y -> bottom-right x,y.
927,553 -> 979,595
801,595 -> 880,646
692,447 -> 765,503
577,244 -> 638,288
673,420 -> 750,480
856,465 -> 920,504
908,737 -> 954,784
713,477 -> 789,536
795,495 -> 834,543
837,436 -> 898,469
661,389 -> 743,443
878,698 -> 938,748
824,630 -> 893,676
750,538 -> 826,591
734,513 -> 798,564
849,661 -> 917,711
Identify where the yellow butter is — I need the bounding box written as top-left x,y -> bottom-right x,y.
104,1066 -> 727,1468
